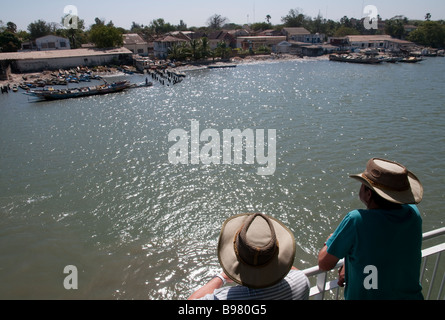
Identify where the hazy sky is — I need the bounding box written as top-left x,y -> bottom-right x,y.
2,0 -> 444,31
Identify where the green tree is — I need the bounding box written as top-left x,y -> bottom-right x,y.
150,18 -> 175,35
251,22 -> 271,31
334,26 -> 360,37
199,37 -> 211,59
89,20 -> 123,48
28,19 -> 52,40
385,19 -> 405,39
281,9 -> 306,27
0,31 -> 21,52
256,45 -> 271,54
207,14 -> 228,30
167,42 -> 189,61
189,39 -> 200,60
214,41 -> 231,59
130,22 -> 154,40
340,16 -> 353,28
408,21 -> 445,48
177,20 -> 188,31
6,22 -> 17,34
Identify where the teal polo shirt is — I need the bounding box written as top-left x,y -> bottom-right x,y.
326,204 -> 424,300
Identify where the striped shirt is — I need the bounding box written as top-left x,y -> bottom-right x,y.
198,270 -> 310,300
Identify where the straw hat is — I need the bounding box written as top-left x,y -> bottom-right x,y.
217,213 -> 296,289
350,158 -> 423,204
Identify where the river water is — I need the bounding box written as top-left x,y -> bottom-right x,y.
0,57 -> 444,299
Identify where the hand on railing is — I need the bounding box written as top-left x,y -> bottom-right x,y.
337,265 -> 345,287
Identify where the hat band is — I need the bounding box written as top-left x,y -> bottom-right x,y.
362,174 -> 410,192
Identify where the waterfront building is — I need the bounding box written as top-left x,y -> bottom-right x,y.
282,27 -> 324,44
153,33 -> 190,59
0,47 -> 133,73
236,36 -> 286,51
341,35 -> 416,52
208,31 -> 236,50
21,35 -> 71,51
123,33 -> 150,57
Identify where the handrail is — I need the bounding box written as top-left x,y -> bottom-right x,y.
422,227 -> 445,241
303,227 -> 445,300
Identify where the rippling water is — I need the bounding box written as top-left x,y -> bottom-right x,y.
0,57 -> 444,299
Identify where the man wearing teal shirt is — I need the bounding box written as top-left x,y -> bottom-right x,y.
318,158 -> 424,300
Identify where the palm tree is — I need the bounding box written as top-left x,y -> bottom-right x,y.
199,37 -> 211,59
167,43 -> 181,60
215,41 -> 231,59
266,15 -> 271,24
168,43 -> 190,61
189,39 -> 200,60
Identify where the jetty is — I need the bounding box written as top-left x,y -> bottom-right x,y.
147,68 -> 185,86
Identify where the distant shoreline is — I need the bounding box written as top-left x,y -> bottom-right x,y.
0,54 -> 329,88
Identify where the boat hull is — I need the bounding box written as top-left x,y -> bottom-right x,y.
27,81 -> 131,101
329,54 -> 383,64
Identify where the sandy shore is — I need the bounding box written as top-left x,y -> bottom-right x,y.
176,54 -> 329,72
0,54 -> 329,87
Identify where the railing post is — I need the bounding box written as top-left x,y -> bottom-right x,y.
426,252 -> 442,300
314,272 -> 328,300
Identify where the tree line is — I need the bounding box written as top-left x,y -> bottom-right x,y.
1,9 -> 444,53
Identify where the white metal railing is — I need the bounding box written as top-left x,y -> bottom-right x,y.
303,227 -> 445,300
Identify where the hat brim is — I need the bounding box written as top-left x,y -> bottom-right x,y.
217,213 -> 296,289
350,171 -> 423,204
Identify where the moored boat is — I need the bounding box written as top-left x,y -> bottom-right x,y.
207,64 -> 237,69
399,56 -> 423,63
384,56 -> 403,63
25,80 -> 132,101
329,54 -> 383,64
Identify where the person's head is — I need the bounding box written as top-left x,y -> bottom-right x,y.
217,213 -> 296,289
359,184 -> 402,209
351,158 -> 423,208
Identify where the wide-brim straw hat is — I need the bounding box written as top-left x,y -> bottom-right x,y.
217,213 -> 296,289
350,158 -> 423,204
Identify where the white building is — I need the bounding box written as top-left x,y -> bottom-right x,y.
35,35 -> 71,51
123,34 -> 150,56
0,48 -> 133,73
346,35 -> 415,52
282,28 -> 324,44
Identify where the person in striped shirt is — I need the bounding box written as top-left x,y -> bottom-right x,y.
188,213 -> 310,300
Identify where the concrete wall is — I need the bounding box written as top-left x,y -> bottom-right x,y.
14,54 -> 131,73
0,62 -> 11,80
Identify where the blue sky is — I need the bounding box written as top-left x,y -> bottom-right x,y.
2,0 -> 445,31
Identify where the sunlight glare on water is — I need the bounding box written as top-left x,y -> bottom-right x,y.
0,57 -> 444,299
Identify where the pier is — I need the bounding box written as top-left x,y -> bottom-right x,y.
147,68 -> 185,86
